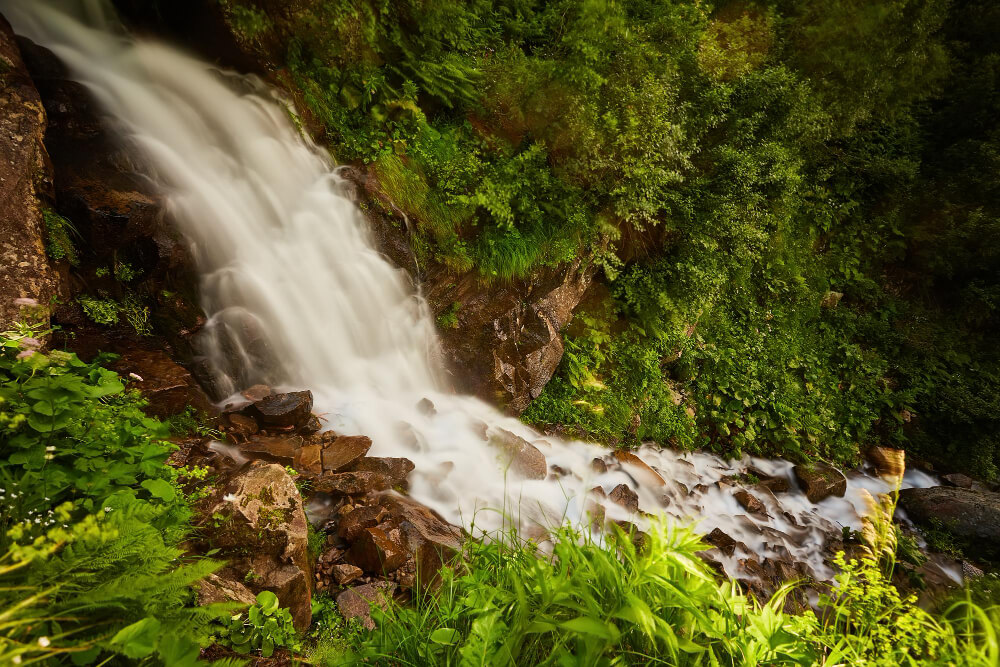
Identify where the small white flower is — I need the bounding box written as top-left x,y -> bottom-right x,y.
13,297 -> 38,307
223,493 -> 238,503
38,636 -> 50,648
129,372 -> 144,382
13,654 -> 22,664
45,446 -> 56,452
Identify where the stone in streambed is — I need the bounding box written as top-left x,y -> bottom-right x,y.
491,429 -> 547,480
224,412 -> 259,437
239,434 -> 303,462
247,390 -> 313,428
608,483 -> 640,513
350,456 -> 415,487
734,489 -> 767,516
866,446 -> 905,479
899,486 -> 1000,552
314,471 -> 392,496
321,435 -> 373,472
332,563 -> 363,586
349,526 -> 408,574
294,443 -> 323,476
241,384 -> 272,402
793,461 -> 847,503
614,450 -> 666,486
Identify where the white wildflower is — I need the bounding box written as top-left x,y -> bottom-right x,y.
38,637 -> 50,648
223,493 -> 238,503
129,372 -> 144,382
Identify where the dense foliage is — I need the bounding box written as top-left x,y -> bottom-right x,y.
0,327 -> 235,665
215,0 -> 1000,476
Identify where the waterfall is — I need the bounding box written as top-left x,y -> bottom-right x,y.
3,0 -> 947,583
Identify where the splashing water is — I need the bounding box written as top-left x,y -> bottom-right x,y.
5,0 -> 946,583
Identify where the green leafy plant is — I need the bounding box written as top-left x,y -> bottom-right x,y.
41,209 -> 79,266
216,590 -> 301,658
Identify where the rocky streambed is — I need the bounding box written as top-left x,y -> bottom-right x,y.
162,382 -> 998,633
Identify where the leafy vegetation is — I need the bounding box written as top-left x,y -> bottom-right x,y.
213,590 -> 301,658
216,0 -> 1000,476
306,519 -> 998,666
0,330 -> 234,665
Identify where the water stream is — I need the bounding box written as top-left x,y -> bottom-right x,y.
4,0 -> 948,584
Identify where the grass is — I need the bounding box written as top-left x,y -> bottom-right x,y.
306,515 -> 1000,666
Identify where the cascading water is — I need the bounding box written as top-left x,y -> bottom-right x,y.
5,0 -> 951,584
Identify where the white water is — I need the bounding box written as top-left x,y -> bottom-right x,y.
5,0 -> 949,584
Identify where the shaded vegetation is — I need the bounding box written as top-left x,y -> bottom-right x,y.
214,0 -> 1000,476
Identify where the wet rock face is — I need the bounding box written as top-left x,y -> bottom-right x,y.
793,461 -> 847,503
866,446 -> 905,479
490,429 -> 548,480
110,348 -> 215,418
900,486 -> 1000,553
0,18 -> 58,331
202,462 -> 313,630
247,390 -> 314,428
343,167 -> 593,414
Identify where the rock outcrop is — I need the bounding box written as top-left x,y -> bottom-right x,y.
0,17 -> 57,331
793,461 -> 847,503
201,462 -> 313,630
899,486 -> 1000,554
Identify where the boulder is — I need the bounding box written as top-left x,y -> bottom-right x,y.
734,489 -> 767,516
111,348 -> 215,419
350,456 -> 415,487
332,563 -> 363,586
941,473 -> 976,489
614,450 -> 666,486
0,18 -> 58,332
247,390 -> 313,428
338,505 -> 389,542
223,412 -> 259,437
202,462 -> 312,630
378,495 -> 464,590
336,582 -> 396,631
314,471 -> 392,496
704,527 -> 743,558
241,384 -> 272,402
196,572 -> 258,607
239,434 -> 303,463
321,435 -> 373,472
491,429 -> 547,480
866,446 -> 905,479
349,526 -> 408,574
293,443 -> 323,476
899,486 -> 1000,552
793,461 -> 847,503
608,484 -> 640,513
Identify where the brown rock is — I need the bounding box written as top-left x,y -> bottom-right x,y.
350,456 -> 415,487
239,434 -> 302,463
349,527 -> 407,574
608,484 -> 640,513
900,486 -> 1000,554
793,461 -> 847,503
336,582 -> 396,631
241,384 -> 272,402
941,473 -> 975,489
314,471 -> 392,496
704,527 -> 741,557
0,17 -> 57,333
379,495 -> 464,590
204,462 -> 312,630
294,444 -> 323,476
321,435 -> 373,472
332,563 -> 363,586
112,349 -> 215,419
225,412 -> 259,437
196,573 -> 257,607
338,505 -> 389,542
248,390 -> 313,428
614,450 -> 666,486
734,489 -> 767,516
591,458 -> 608,474
416,397 -> 436,416
491,429 -> 547,480
866,446 -> 905,479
